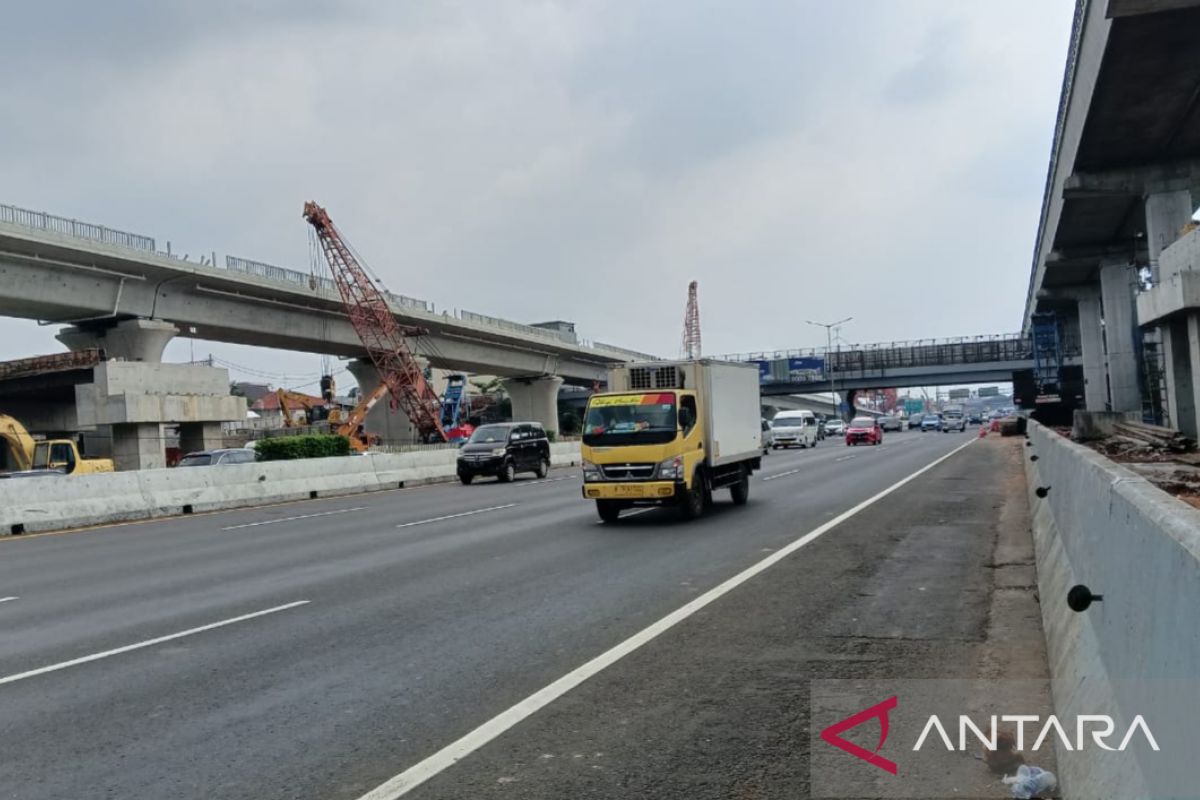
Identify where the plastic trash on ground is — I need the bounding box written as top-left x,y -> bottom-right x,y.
1002,764 -> 1057,799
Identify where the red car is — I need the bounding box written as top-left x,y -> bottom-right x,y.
845,416 -> 883,446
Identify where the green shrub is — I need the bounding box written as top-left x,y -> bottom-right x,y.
254,434 -> 351,461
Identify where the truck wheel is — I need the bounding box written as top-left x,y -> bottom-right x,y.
596,500 -> 622,524
811,437 -> 817,448
459,473 -> 473,485
498,461 -> 516,482
535,457 -> 549,478
729,468 -> 750,506
679,476 -> 705,520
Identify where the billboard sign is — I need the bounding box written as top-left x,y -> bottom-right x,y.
948,388 -> 970,400
754,357 -> 826,384
978,386 -> 1000,397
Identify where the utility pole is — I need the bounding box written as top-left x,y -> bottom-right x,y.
806,317 -> 852,420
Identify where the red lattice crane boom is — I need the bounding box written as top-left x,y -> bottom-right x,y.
681,280 -> 701,360
302,201 -> 446,442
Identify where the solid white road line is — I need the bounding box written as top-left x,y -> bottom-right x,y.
762,468 -> 800,482
0,596 -> 18,604
396,504 -> 517,529
0,600 -> 310,688
222,507 -> 368,531
355,437 -> 978,800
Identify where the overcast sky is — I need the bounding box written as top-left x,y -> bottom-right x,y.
0,1 -> 1074,391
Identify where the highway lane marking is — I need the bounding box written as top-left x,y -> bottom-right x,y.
221,507 -> 368,531
835,454 -> 858,462
0,597 -> 18,604
593,507 -> 654,525
396,504 -> 517,528
518,476 -> 575,487
355,436 -> 979,800
0,600 -> 309,687
762,468 -> 800,482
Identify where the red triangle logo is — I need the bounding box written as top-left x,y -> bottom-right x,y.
819,695 -> 899,774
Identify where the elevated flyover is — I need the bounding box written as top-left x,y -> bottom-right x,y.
0,204 -> 653,384
1025,0 -> 1200,429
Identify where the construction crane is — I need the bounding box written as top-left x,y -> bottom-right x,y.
681,280 -> 701,360
303,201 -> 446,442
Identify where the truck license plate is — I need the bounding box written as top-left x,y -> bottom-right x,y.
613,485 -> 646,497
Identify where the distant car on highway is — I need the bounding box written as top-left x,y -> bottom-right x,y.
824,419 -> 847,437
761,418 -> 774,454
770,410 -> 818,449
177,448 -> 257,467
457,422 -> 550,484
921,414 -> 943,432
878,416 -> 903,432
942,409 -> 967,432
907,414 -> 923,430
845,416 -> 882,446
968,412 -> 983,424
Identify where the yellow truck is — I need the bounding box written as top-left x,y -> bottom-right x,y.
0,414 -> 115,476
581,360 -> 762,523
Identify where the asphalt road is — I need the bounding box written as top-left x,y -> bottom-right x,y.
0,429 -> 1000,799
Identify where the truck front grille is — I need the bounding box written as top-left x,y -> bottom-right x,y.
599,463 -> 657,480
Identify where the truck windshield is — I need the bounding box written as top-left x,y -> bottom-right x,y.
583,393 -> 678,446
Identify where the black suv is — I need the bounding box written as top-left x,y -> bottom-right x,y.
457,422 -> 551,484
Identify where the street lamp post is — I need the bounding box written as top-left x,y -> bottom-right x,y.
806,317 -> 852,421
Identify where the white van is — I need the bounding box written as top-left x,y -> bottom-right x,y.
770,410 -> 819,449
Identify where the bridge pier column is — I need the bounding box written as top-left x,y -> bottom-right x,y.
1161,314 -> 1200,438
502,376 -> 563,437
1074,288 -> 1109,410
1145,188 -> 1194,280
111,422 -> 166,471
179,422 -> 224,456
346,358 -> 422,445
1099,259 -> 1142,413
57,319 -> 178,363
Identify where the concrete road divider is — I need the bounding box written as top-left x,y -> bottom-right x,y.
0,442 -> 581,536
1025,421 -> 1200,799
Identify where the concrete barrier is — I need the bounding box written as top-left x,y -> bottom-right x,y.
0,442 -> 582,535
1025,421 -> 1200,798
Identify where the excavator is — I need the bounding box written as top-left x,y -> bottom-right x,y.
0,414 -> 115,475
273,384 -> 387,453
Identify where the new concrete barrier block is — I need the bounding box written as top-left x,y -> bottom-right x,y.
0,442 -> 583,535
1025,421 -> 1200,798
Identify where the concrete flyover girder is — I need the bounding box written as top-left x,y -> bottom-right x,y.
758,360 -> 1064,396
0,224 -> 634,385
1061,158 -> 1200,198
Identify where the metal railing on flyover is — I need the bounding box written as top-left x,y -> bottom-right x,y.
223,255 -> 432,312
0,202 -> 156,252
720,332 -> 1082,376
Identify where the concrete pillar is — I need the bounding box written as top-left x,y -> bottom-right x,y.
1100,259 -> 1142,413
502,376 -> 564,437
57,319 -> 179,362
346,358 -> 420,445
111,422 -> 165,471
179,421 -> 224,455
1162,315 -> 1200,438
1073,289 -> 1108,410
1145,189 -> 1195,279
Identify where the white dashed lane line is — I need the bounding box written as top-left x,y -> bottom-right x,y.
396,504 -> 517,529
222,507 -> 368,531
0,601 -> 310,687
